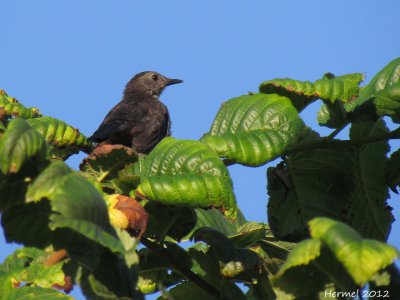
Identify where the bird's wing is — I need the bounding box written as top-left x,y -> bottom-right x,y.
131,103 -> 171,153
89,101 -> 134,144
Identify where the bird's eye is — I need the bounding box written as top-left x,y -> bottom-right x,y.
152,74 -> 158,81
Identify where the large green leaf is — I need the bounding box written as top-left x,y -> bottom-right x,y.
260,73 -> 364,111
136,137 -> 237,219
0,118 -> 48,174
309,217 -> 399,286
347,119 -> 393,240
201,93 -> 306,166
271,238 -> 353,299
25,161 -> 126,255
0,90 -> 41,120
267,147 -> 355,241
27,116 -> 93,158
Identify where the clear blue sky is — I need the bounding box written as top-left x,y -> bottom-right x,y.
1,1 -> 399,299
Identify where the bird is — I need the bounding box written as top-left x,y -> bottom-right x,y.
89,71 -> 182,154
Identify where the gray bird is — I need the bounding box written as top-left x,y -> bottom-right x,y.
89,71 -> 182,154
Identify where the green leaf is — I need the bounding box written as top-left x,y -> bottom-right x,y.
347,57 -> 400,112
201,93 -> 306,166
309,217 -> 399,286
8,287 -> 73,299
0,118 -> 47,174
386,148 -> 400,192
267,147 -> 355,241
78,250 -> 141,300
139,174 -> 237,219
144,202 -> 197,242
260,73 -> 364,111
272,238 -> 356,299
194,228 -> 260,278
374,83 -> 400,122
0,90 -> 41,120
136,137 -> 237,219
27,116 -> 93,158
0,248 -> 68,299
80,147 -> 138,192
138,245 -> 185,294
348,119 -> 393,240
229,222 -> 268,248
25,161 -> 127,256
163,278 -> 247,300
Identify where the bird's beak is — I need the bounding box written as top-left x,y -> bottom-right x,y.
166,78 -> 183,86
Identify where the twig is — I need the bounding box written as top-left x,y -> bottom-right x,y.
140,237 -> 222,300
43,249 -> 68,266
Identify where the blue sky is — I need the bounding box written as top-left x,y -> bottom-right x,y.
1,1 -> 399,299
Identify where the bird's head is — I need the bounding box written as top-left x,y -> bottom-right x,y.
123,71 -> 183,100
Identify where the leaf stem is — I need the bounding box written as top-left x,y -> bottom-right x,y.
43,249 -> 68,266
140,237 -> 222,300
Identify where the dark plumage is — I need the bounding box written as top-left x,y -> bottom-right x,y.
89,71 -> 182,154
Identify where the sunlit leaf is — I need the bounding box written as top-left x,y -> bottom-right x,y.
0,90 -> 41,120
0,118 -> 47,174
27,116 -> 93,158
309,217 -> 399,286
260,73 -> 363,111
136,137 -> 237,219
201,93 -> 306,166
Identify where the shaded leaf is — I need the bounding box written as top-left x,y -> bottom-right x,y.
267,148 -> 354,241
201,93 -> 306,166
80,145 -> 138,191
0,118 -> 47,174
229,222 -> 268,248
348,119 -> 393,240
317,101 -> 348,129
25,161 -> 127,256
386,148 -> 400,192
194,228 -> 260,278
309,217 -> 399,286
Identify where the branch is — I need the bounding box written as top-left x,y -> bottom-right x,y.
140,237 -> 222,300
43,249 -> 68,266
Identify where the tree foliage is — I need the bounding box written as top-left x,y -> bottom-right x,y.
1,58 -> 400,299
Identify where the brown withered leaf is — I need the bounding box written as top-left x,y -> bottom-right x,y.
114,194 -> 148,238
80,143 -> 134,168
